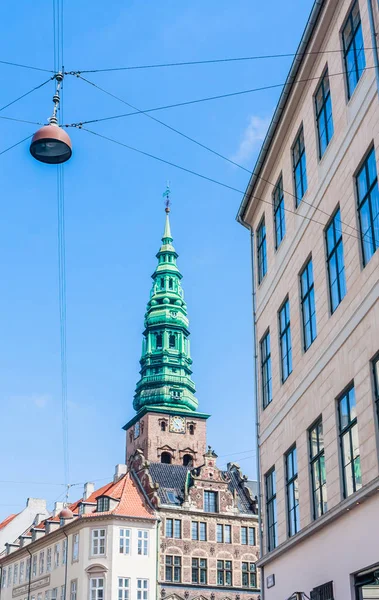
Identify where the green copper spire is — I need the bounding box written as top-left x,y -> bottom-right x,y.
133,206 -> 198,413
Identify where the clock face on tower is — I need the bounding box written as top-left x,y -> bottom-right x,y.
169,415 -> 186,433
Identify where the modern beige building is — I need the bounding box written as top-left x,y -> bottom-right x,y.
237,0 -> 379,598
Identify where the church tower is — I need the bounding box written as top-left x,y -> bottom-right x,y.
123,205 -> 209,467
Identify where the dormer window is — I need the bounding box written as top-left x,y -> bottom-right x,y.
156,334 -> 163,349
79,503 -> 84,516
169,334 -> 176,349
97,497 -> 110,512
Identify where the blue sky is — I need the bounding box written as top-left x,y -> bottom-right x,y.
0,0 -> 314,520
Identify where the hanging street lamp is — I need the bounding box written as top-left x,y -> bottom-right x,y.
30,72 -> 72,164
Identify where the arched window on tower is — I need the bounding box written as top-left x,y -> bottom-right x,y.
169,278 -> 173,290
183,454 -> 193,467
156,333 -> 163,349
189,424 -> 195,435
161,452 -> 172,464
161,421 -> 166,432
169,334 -> 176,349
160,278 -> 164,289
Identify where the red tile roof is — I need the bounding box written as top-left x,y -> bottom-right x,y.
0,514 -> 18,531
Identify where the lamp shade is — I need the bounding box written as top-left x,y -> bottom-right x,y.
30,124 -> 72,164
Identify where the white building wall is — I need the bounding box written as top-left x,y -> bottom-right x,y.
0,500 -> 50,555
0,518 -> 157,600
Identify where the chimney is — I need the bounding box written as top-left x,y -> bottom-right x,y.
26,498 -> 47,510
53,502 -> 64,517
114,464 -> 127,482
83,482 -> 95,500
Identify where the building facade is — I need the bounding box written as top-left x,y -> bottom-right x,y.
0,499 -> 50,556
237,0 -> 379,598
124,207 -> 260,600
0,467 -> 157,600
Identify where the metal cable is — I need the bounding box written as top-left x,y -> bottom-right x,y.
77,75 -> 361,239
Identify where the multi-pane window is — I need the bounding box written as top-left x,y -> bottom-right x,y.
26,557 -> 31,580
90,578 -> 104,600
7,566 -> 12,587
60,586 -> 65,600
273,176 -> 286,248
137,530 -> 149,555
72,534 -> 79,561
51,589 -> 58,600
241,526 -> 256,545
165,519 -> 181,539
13,563 -> 18,585
1,570 -> 5,589
119,529 -> 131,554
309,418 -> 327,520
32,554 -> 37,577
338,386 -> 362,497
216,524 -> 231,543
279,299 -> 292,382
191,521 -> 207,541
204,490 -> 218,513
257,217 -> 267,283
326,209 -> 346,313
261,331 -> 272,408
118,578 -> 130,600
300,259 -> 317,351
286,446 -> 300,537
293,126 -> 307,205
39,551 -> 44,575
373,355 -> 379,425
242,563 -> 257,588
315,69 -> 334,158
165,556 -> 181,582
217,560 -> 232,586
62,539 -> 67,565
19,561 -> 24,584
91,529 -> 106,556
137,580 -> 148,600
97,497 -> 110,512
70,580 -> 77,600
266,468 -> 277,551
342,1 -> 365,98
54,543 -> 60,568
356,147 -> 379,265
192,558 -> 207,584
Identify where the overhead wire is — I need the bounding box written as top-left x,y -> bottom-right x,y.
80,127 -> 368,245
72,46 -> 377,73
67,65 -> 378,127
53,0 -> 70,496
0,77 -> 54,114
0,59 -> 54,73
77,75 -> 362,239
0,134 -> 33,156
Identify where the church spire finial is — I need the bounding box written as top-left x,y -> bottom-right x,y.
162,182 -> 172,242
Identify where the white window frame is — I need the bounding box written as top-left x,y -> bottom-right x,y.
62,539 -> 67,565
13,563 -> 19,585
19,561 -> 24,584
51,588 -> 58,600
70,580 -> 77,600
137,530 -> 149,556
72,533 -> 79,562
39,551 -> 45,575
119,529 -> 131,555
32,554 -> 37,577
118,578 -> 130,600
60,585 -> 65,600
91,529 -> 106,556
89,577 -> 104,600
54,543 -> 60,568
46,548 -> 52,572
137,579 -> 148,600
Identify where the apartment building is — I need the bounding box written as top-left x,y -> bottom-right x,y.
237,0 -> 379,598
0,499 -> 50,556
0,466 -> 157,600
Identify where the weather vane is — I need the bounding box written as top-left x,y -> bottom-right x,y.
163,181 -> 171,213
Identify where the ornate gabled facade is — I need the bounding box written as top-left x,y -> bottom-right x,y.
124,206 -> 260,600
